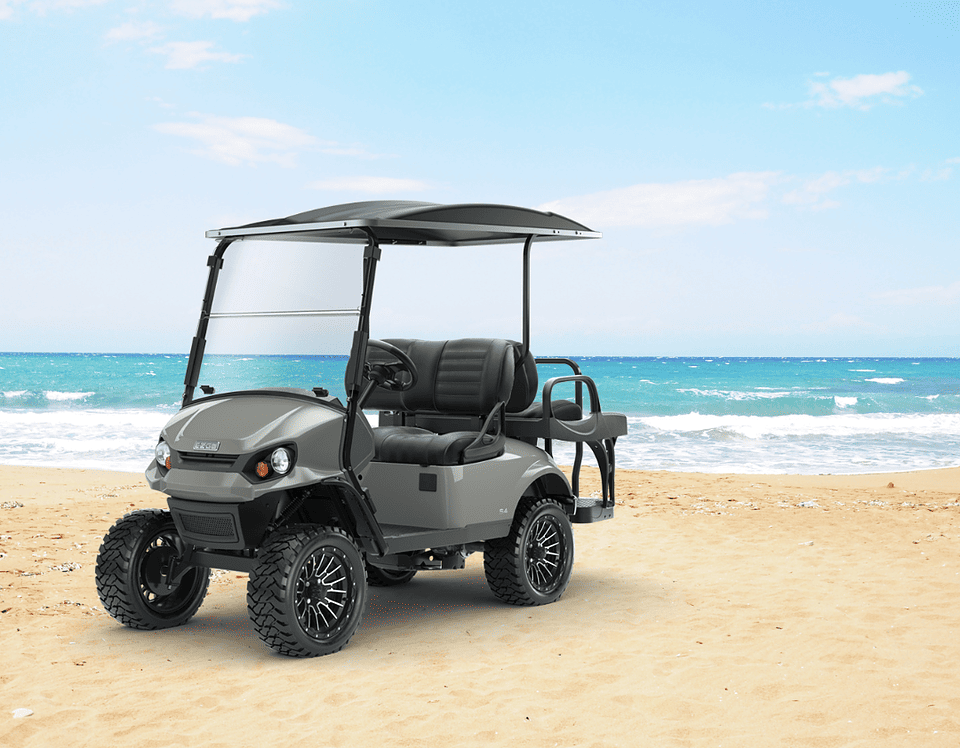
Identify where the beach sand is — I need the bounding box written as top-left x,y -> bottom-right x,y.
2,463 -> 959,747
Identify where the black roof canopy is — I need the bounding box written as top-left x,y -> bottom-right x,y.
205,201 -> 600,246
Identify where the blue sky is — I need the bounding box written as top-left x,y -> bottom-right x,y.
1,0 -> 957,356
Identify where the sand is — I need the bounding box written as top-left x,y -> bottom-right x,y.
2,463 -> 960,747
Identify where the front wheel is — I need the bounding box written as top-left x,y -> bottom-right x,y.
95,509 -> 209,629
484,498 -> 574,606
247,525 -> 367,657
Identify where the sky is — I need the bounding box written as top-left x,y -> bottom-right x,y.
1,0 -> 958,357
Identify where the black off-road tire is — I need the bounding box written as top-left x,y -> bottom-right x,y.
484,498 -> 574,606
95,508 -> 209,630
247,525 -> 367,657
365,560 -> 418,587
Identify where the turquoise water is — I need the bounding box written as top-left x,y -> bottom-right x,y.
2,352 -> 959,474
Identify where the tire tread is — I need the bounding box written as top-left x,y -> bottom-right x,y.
483,497 -> 573,606
95,508 -> 208,629
247,525 -> 363,657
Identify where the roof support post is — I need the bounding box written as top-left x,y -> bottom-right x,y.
340,234 -> 388,555
522,235 -> 534,357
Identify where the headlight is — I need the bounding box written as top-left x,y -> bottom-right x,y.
251,445 -> 295,480
155,441 -> 171,470
270,447 -> 292,475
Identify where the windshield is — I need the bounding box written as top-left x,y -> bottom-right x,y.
197,240 -> 363,401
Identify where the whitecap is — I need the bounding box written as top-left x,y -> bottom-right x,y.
865,378 -> 905,385
44,391 -> 95,401
678,388 -> 793,401
651,411 -> 960,439
834,396 -> 858,408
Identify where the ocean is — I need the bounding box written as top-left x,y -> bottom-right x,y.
1,352 -> 959,475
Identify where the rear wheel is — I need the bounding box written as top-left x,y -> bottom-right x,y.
247,525 -> 367,657
484,498 -> 574,605
96,509 -> 209,629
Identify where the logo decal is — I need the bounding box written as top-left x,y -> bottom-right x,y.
193,440 -> 221,452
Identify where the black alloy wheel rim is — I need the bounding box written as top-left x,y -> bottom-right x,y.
137,530 -> 202,616
524,515 -> 565,594
295,547 -> 352,640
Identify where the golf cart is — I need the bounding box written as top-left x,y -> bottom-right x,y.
96,201 -> 628,657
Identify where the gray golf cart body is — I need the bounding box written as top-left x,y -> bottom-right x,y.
146,201 -> 625,569
99,201 -> 626,656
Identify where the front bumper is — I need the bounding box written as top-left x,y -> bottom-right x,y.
167,495 -> 283,551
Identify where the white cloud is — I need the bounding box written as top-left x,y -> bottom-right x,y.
808,71 -> 923,110
145,95 -> 175,109
1,0 -> 106,18
765,71 -> 924,111
307,177 -> 429,194
150,41 -> 244,69
319,146 -> 392,159
782,167 -> 890,209
921,167 -> 953,182
104,20 -> 164,42
537,172 -> 783,228
0,0 -> 23,18
874,281 -> 960,306
168,0 -> 281,21
154,114 -> 317,166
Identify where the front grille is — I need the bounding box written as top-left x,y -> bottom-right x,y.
179,512 -> 238,542
176,451 -> 240,473
178,451 -> 239,465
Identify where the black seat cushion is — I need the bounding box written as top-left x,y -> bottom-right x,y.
373,426 -> 503,466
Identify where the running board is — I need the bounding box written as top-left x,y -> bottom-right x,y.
378,519 -> 513,555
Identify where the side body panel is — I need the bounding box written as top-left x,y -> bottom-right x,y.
362,438 -> 572,530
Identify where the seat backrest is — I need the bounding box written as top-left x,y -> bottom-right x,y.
363,338 -> 516,415
506,342 -> 538,413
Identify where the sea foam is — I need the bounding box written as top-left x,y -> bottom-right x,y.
44,391 -> 96,401
0,408 -> 172,473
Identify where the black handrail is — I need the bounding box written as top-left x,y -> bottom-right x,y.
534,357 -> 585,497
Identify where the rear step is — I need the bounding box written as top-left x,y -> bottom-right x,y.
573,496 -> 614,523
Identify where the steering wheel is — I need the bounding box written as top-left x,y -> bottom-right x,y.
365,339 -> 418,392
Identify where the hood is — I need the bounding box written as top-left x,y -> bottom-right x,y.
163,392 -> 343,455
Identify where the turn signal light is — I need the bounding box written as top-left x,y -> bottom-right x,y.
255,461 -> 270,478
